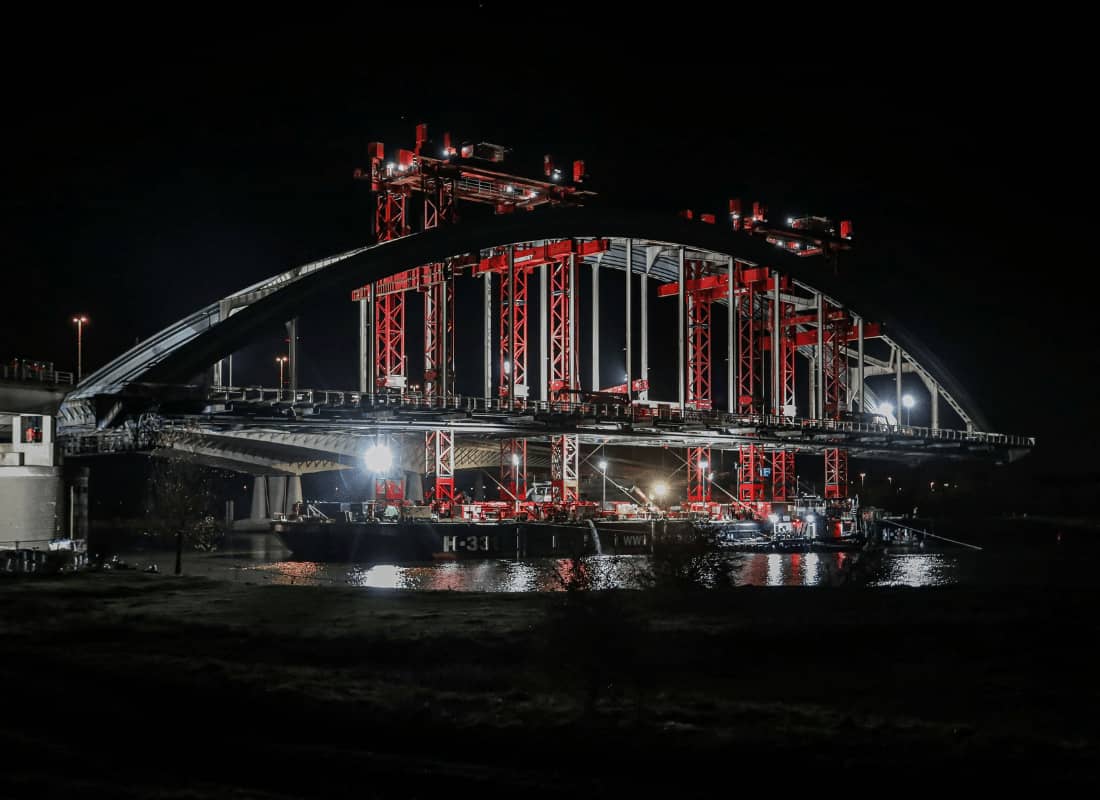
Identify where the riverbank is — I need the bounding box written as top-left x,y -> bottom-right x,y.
1,573 -> 1097,796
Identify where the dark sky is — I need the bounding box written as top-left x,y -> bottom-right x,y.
3,16 -> 1093,488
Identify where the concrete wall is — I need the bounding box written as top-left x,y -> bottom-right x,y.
0,466 -> 65,547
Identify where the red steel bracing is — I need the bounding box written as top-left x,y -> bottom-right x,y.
772,298 -> 798,502
499,254 -> 529,403
736,270 -> 760,414
374,190 -> 410,242
425,430 -> 455,502
823,302 -> 850,499
422,181 -> 457,401
739,444 -> 766,502
548,255 -> 576,401
548,253 -> 578,504
687,445 -> 712,503
686,260 -> 712,411
422,263 -> 454,400
374,293 -> 406,391
551,433 -> 579,505
772,449 -> 796,502
500,439 -> 527,502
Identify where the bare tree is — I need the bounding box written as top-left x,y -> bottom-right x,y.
145,453 -> 221,575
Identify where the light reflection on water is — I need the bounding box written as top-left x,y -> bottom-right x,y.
232,548 -> 955,591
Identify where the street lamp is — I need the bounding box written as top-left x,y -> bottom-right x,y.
902,394 -> 915,425
511,452 -> 522,510
599,459 -> 608,508
276,355 -> 288,389
71,316 -> 88,380
859,472 -> 866,487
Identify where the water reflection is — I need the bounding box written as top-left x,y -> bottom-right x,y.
228,549 -> 937,592
101,526 -> 1100,591
869,553 -> 952,587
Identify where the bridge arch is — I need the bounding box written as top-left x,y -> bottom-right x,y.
63,207 -> 989,436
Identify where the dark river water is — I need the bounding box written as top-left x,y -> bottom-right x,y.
98,519 -> 1100,591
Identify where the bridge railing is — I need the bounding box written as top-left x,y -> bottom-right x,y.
1,364 -> 74,386
206,386 -> 1035,449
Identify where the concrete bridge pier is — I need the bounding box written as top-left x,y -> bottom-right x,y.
268,477 -> 288,518
249,476 -> 268,521
287,475 -> 303,512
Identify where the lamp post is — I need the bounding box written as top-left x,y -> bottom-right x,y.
276,355 -> 288,390
902,394 -> 915,426
72,316 -> 88,380
599,459 -> 608,508
512,452 -> 521,512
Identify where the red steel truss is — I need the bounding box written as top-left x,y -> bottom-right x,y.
551,433 -> 579,505
823,302 -> 851,499
739,443 -> 767,502
687,445 -> 711,504
499,252 -> 529,403
686,260 -> 712,411
374,293 -> 406,391
772,297 -> 797,501
549,253 -> 577,503
425,430 -> 455,503
500,438 -> 527,503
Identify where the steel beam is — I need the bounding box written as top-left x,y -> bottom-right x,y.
540,264 -> 548,402
771,273 -> 780,414
286,318 -> 298,391
640,260 -> 649,400
591,256 -> 600,391
727,256 -> 735,413
483,272 -> 492,400
895,345 -> 903,424
815,293 -> 824,419
677,247 -> 685,413
857,316 -> 865,412
625,240 -> 632,396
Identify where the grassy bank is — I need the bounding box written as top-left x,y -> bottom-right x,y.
1,573 -> 1097,796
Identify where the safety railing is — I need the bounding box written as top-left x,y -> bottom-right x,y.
1,364 -> 74,385
205,386 -> 1036,449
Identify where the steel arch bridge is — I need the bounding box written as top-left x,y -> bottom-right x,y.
59,206 -> 1033,511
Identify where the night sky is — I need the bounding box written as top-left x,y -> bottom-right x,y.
4,17 -> 1093,505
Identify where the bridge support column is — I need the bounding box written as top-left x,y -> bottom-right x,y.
287,475 -> 303,513
856,317 -> 865,412
591,257 -> 600,391
895,346 -> 904,424
640,258 -> 649,401
931,384 -> 939,430
250,477 -> 268,521
286,319 -> 299,391
727,256 -> 735,412
625,240 -> 632,396
359,297 -> 370,394
483,272 -> 493,401
540,264 -> 548,402
807,357 -> 817,419
268,476 -> 288,518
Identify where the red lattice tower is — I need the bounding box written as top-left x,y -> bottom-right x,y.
549,253 -> 578,504
735,265 -> 769,502
499,251 -> 529,403
422,175 -> 456,402
687,446 -> 712,504
425,429 -> 455,503
686,259 -> 712,411
772,296 -> 797,502
500,439 -> 528,504
823,303 -> 850,499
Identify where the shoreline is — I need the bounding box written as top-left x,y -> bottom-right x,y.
2,572 -> 1098,794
